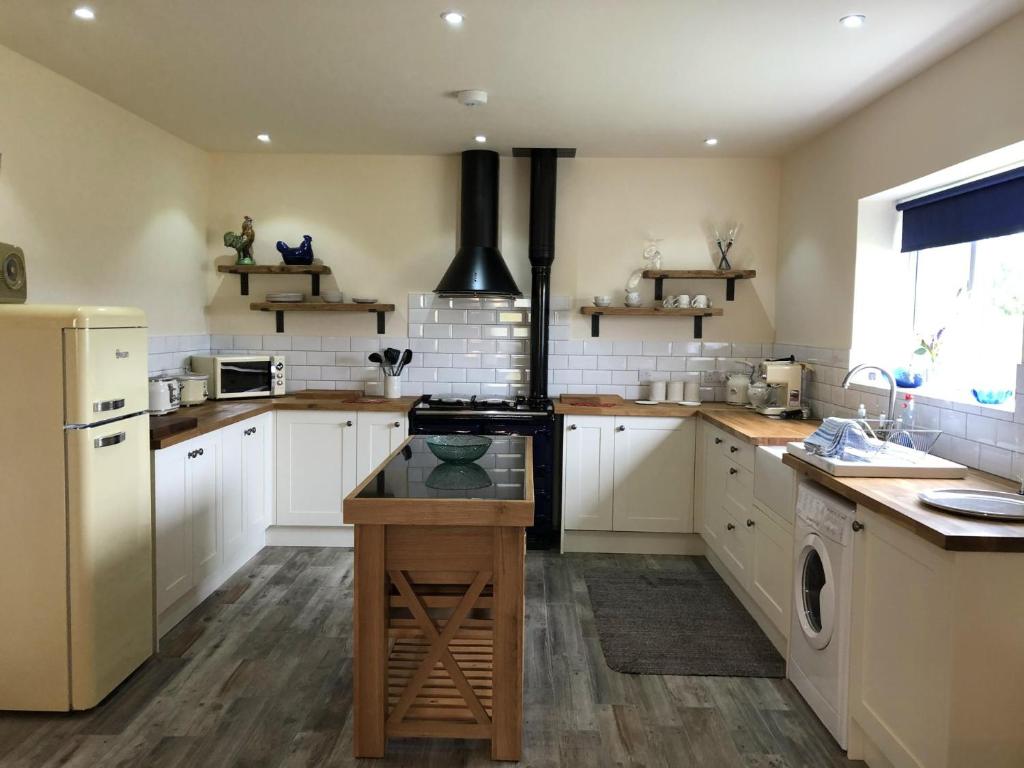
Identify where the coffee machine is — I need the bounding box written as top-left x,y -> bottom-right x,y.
755,360 -> 806,418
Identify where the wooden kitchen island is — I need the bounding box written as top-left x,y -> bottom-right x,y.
343,435 -> 534,761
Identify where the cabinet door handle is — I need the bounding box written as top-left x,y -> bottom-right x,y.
746,519 -> 755,527
726,523 -> 736,531
346,420 -> 353,427
730,446 -> 739,453
568,424 -> 577,430
729,467 -> 738,475
393,421 -> 402,428
714,437 -> 723,445
852,520 -> 865,532
617,425 -> 626,432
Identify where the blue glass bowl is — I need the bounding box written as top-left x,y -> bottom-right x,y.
894,367 -> 923,388
971,388 -> 1013,405
425,462 -> 493,491
425,435 -> 492,464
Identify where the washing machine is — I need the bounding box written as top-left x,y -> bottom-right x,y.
787,481 -> 856,749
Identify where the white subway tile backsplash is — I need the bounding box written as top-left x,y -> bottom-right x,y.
321,336 -> 350,351
409,367 -> 438,382
656,357 -> 687,372
422,353 -> 452,367
940,409 -> 967,438
291,336 -> 322,351
452,354 -> 481,368
234,335 -> 263,350
965,415 -> 998,445
481,354 -> 510,369
553,369 -> 582,385
437,338 -> 468,354
672,341 -> 701,356
451,325 -> 482,339
612,341 -> 643,356
438,368 -> 467,382
305,351 -> 335,365
702,342 -> 730,356
582,370 -> 611,385
410,338 -> 438,353
583,340 -> 614,356
627,356 -> 656,370
643,341 -> 672,356
466,368 -> 496,383
424,324 -> 453,338
686,357 -> 717,372
568,355 -> 597,370
598,356 -> 627,370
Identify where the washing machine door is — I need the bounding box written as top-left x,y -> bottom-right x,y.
795,533 -> 835,650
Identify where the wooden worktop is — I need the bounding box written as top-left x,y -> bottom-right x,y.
554,396 -> 819,446
149,393 -> 418,449
783,453 -> 1024,552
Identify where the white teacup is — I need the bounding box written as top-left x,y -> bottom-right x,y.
662,296 -> 677,308
676,294 -> 691,308
594,295 -> 612,307
692,294 -> 710,308
624,291 -> 642,307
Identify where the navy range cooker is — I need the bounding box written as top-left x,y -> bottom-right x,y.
408,394 -> 557,549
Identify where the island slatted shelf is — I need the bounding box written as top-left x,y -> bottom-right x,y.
249,301 -> 395,333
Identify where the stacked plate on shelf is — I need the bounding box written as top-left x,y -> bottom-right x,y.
265,292 -> 304,303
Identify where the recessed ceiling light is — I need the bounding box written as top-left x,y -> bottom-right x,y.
441,11 -> 464,26
474,135 -> 487,144
840,14 -> 866,29
256,133 -> 271,143
73,6 -> 95,20
704,137 -> 719,147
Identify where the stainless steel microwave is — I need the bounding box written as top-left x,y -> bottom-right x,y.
189,355 -> 285,399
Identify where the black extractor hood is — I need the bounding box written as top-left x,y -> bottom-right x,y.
435,150 -> 522,297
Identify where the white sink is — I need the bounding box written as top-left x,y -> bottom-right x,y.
787,441 -> 968,479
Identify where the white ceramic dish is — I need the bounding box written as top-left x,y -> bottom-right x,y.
634,400 -> 659,405
321,291 -> 344,303
677,401 -> 701,406
266,292 -> 304,303
352,297 -> 378,304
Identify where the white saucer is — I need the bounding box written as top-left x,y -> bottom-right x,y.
677,401 -> 701,406
634,400 -> 659,405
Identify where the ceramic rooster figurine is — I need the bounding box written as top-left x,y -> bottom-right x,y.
223,216 -> 255,265
276,235 -> 315,266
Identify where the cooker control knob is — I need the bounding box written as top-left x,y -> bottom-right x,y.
275,362 -> 284,370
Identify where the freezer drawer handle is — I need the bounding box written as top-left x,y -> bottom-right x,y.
93,398 -> 126,413
94,432 -> 126,449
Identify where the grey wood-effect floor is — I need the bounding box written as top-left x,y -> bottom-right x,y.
0,548 -> 863,767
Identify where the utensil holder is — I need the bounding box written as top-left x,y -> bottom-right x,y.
384,375 -> 401,399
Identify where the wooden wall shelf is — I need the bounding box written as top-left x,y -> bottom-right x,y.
642,269 -> 756,301
250,301 -> 395,334
218,263 -> 332,297
580,305 -> 723,338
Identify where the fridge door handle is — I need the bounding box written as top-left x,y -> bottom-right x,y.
94,431 -> 127,449
93,398 -> 126,413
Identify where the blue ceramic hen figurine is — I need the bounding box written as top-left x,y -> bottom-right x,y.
276,235 -> 314,266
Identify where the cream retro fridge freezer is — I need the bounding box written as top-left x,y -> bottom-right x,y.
0,305 -> 153,711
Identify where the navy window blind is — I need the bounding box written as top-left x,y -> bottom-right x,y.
896,165 -> 1024,252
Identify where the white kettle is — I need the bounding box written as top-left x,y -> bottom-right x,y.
726,373 -> 751,405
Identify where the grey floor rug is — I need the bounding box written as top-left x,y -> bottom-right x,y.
584,557 -> 785,677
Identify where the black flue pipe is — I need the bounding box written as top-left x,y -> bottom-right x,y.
526,150 -> 558,402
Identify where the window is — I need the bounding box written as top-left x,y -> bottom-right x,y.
910,231 -> 1024,404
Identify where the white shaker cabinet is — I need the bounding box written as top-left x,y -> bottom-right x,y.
275,410 -> 358,527
152,440 -> 193,614
274,410 -> 407,527
221,412 -> 273,564
562,416 -> 615,531
560,415 -> 695,534
748,501 -> 792,636
356,412 -> 408,479
186,435 -> 220,583
612,417 -> 695,533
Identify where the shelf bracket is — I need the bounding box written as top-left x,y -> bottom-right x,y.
726,277 -> 736,301
693,315 -> 703,339
311,273 -> 320,297
240,273 -> 249,296
590,313 -> 601,337
653,277 -> 664,302
275,310 -> 285,333
372,310 -> 386,334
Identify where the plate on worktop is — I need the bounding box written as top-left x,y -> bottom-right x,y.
634,400 -> 659,405
676,401 -> 701,406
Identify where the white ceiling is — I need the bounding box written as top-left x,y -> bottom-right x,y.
1,0 -> 1021,156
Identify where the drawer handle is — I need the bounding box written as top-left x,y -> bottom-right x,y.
852,520 -> 865,532
346,420 -> 353,427
746,519 -> 755,527
93,398 -> 126,413
714,437 -> 723,445
729,467 -> 738,475
188,447 -> 205,459
244,427 -> 256,436
393,421 -> 402,428
568,424 -> 577,430
726,523 -> 736,531
617,425 -> 626,432
94,431 -> 126,449
730,446 -> 739,453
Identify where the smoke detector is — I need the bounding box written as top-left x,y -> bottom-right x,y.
456,89 -> 488,107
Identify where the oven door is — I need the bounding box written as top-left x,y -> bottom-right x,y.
217,359 -> 273,398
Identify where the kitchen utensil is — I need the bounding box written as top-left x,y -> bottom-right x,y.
368,351 -> 383,366
726,373 -> 750,405
649,381 -> 667,401
593,295 -> 612,307
667,380 -> 685,401
384,375 -> 401,399
177,373 -> 209,406
747,379 -> 771,408
148,376 -> 180,415
425,434 -> 492,464
395,348 -> 413,375
352,297 -> 378,304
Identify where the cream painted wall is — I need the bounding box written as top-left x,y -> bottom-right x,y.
776,11 -> 1024,350
0,44 -> 209,335
207,154 -> 780,343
